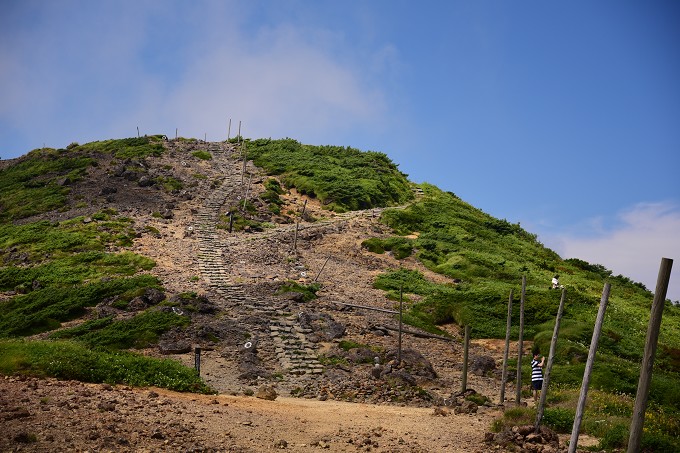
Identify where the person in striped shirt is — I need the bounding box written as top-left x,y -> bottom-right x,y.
531,352 -> 545,401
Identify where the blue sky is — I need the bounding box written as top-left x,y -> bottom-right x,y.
1,0 -> 679,300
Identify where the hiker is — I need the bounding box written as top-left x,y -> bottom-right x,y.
551,275 -> 560,289
531,352 -> 545,401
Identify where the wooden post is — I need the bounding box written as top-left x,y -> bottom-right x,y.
568,283 -> 611,453
137,126 -> 140,138
194,346 -> 202,376
535,288 -> 567,432
204,132 -> 207,142
241,144 -> 247,185
627,258 -> 673,453
461,325 -> 471,393
398,282 -> 403,366
500,289 -> 513,404
228,211 -> 234,233
175,128 -> 178,139
292,199 -> 307,254
228,118 -> 231,141
516,275 -> 526,405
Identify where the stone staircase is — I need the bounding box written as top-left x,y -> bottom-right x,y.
181,140 -> 324,375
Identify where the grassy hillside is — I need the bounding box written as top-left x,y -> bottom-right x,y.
367,183 -> 680,450
1,136 -> 678,449
245,138 -> 414,212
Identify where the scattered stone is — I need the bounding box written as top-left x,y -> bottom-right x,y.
255,385 -> 278,401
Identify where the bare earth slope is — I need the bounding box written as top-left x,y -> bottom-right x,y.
2,139 -> 573,452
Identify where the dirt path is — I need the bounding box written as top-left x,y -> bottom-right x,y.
1,375 -> 499,452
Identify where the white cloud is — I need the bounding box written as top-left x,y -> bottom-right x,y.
546,202 -> 680,302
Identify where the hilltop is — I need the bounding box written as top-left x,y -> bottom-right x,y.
1,136 -> 678,452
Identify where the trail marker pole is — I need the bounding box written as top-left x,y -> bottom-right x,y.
461,325 -> 471,393
137,126 -> 140,138
194,346 -> 202,376
175,128 -> 178,139
627,258 -> 673,453
568,283 -> 611,453
500,289 -> 513,404
535,288 -> 567,432
228,118 -> 231,141
515,275 -> 526,405
398,282 -> 403,366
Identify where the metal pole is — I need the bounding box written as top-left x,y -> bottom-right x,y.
568,283 -> 611,453
535,288 -> 567,432
515,275 -> 526,405
500,289 -> 513,404
628,258 -> 673,453
461,325 -> 470,393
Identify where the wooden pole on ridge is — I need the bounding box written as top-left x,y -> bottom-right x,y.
627,258 -> 673,453
568,283 -> 611,453
461,325 -> 471,393
499,289 -> 513,404
535,287 -> 567,433
398,282 -> 403,366
515,275 -> 526,405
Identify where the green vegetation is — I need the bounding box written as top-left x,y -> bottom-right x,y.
191,150 -> 212,160
0,136 -> 164,221
368,183 -> 680,448
0,340 -> 212,393
246,138 -> 413,212
50,309 -> 190,349
275,281 -> 321,302
261,178 -> 286,215
0,148 -> 207,393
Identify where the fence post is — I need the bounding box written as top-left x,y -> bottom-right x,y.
194,346 -> 202,376
568,283 -> 611,453
535,288 -> 567,432
461,325 -> 471,393
398,282 -> 403,366
515,276 -> 526,405
227,118 -> 231,141
627,258 -> 673,453
500,289 -> 513,404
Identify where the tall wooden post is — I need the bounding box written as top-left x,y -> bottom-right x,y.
515,276 -> 526,404
568,283 -> 611,453
461,325 -> 471,393
398,282 -> 403,366
627,258 -> 673,453
500,289 -> 513,404
535,288 -> 567,432
228,118 -> 231,141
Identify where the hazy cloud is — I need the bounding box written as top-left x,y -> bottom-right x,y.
548,202 -> 680,301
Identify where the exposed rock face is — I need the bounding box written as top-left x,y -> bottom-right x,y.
485,424 -> 562,452
470,354 -> 497,376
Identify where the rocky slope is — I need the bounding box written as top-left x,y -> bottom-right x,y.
1,138 -> 579,452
